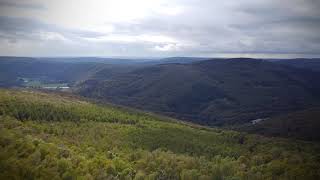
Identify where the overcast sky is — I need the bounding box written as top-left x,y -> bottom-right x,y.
0,0 -> 319,58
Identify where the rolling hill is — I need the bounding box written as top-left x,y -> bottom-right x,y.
0,56 -> 206,88
0,89 -> 320,179
77,58 -> 320,126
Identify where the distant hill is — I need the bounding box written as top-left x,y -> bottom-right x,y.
239,107 -> 320,141
0,57 -> 136,87
77,58 -> 320,126
0,56 -> 208,64
274,58 -> 320,72
0,56 -> 209,87
154,57 -> 210,64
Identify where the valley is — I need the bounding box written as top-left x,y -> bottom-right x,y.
1,0 -> 320,178
1,56 -> 320,142
1,56 -> 320,179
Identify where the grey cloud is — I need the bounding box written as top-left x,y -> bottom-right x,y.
0,1 -> 46,10
105,0 -> 320,55
0,16 -> 105,42
1,0 -> 320,57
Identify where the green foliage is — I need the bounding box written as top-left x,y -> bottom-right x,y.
240,107 -> 320,141
0,89 -> 320,179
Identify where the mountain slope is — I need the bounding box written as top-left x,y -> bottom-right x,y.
274,59 -> 320,72
77,58 -> 320,126
239,107 -> 320,141
1,89 -> 320,179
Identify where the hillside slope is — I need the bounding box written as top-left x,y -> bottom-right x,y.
77,58 -> 320,126
1,89 -> 320,179
239,107 -> 320,141
274,59 -> 320,72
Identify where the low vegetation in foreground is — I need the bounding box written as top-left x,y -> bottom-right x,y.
0,89 -> 320,179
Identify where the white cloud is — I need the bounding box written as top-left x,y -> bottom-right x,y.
38,31 -> 69,42
84,34 -> 178,44
153,44 -> 180,52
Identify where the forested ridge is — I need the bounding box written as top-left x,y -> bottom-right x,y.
0,89 -> 320,179
77,58 -> 320,126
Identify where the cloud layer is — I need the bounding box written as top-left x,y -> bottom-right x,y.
0,0 -> 319,57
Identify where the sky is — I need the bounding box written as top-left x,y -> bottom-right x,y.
0,0 -> 320,58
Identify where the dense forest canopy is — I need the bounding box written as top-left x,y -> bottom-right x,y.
0,89 -> 320,179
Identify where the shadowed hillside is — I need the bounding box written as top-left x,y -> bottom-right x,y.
77,58 -> 320,126
274,59 -> 320,72
239,107 -> 320,141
